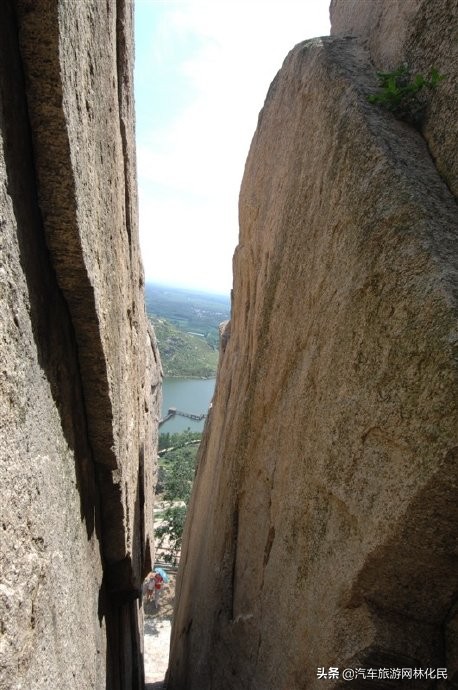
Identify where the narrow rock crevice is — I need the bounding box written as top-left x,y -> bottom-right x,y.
116,0 -> 134,252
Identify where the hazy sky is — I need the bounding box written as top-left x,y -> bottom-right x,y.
135,1 -> 330,295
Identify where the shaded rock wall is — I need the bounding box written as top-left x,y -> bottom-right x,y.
168,5 -> 458,690
0,1 -> 161,688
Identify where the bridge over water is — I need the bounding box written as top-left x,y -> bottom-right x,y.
159,407 -> 207,427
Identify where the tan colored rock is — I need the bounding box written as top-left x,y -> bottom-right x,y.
330,0 -> 458,197
0,1 -> 160,688
168,31 -> 458,690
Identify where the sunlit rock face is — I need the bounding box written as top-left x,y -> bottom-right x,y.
330,0 -> 457,197
168,6 -> 458,690
0,1 -> 161,688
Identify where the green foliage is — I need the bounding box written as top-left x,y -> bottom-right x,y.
162,446 -> 196,503
367,65 -> 445,124
151,316 -> 219,378
158,429 -> 201,450
158,433 -> 170,451
155,505 -> 187,564
156,430 -> 201,564
145,283 -> 230,378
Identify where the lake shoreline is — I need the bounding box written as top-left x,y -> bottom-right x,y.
162,375 -> 216,380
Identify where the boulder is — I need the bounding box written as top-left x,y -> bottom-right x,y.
168,28 -> 458,690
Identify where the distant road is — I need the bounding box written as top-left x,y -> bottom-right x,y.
158,439 -> 201,457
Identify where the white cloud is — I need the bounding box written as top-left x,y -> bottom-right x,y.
139,192 -> 236,293
136,0 -> 330,294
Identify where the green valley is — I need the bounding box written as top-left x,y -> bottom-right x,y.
146,284 -> 230,378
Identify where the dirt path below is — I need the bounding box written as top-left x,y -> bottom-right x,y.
144,573 -> 176,689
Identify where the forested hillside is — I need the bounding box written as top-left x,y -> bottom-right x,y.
145,284 -> 230,377
151,317 -> 219,378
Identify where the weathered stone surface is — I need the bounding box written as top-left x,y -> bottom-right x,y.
0,1 -> 161,688
168,31 -> 458,690
330,0 -> 458,197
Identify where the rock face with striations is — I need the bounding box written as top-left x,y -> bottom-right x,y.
168,3 -> 458,689
0,1 -> 161,688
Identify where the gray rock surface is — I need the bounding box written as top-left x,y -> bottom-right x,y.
168,24 -> 458,690
0,1 -> 161,688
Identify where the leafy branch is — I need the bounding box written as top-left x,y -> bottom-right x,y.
367,65 -> 445,125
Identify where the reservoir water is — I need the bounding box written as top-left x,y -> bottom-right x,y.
160,377 -> 216,433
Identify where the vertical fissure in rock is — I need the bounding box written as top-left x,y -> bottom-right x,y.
116,0 -> 133,251
230,504 -> 240,622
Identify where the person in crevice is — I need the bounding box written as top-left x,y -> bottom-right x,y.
153,571 -> 164,607
144,570 -> 164,607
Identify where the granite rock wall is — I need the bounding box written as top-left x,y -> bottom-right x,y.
168,4 -> 457,689
0,1 -> 161,688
